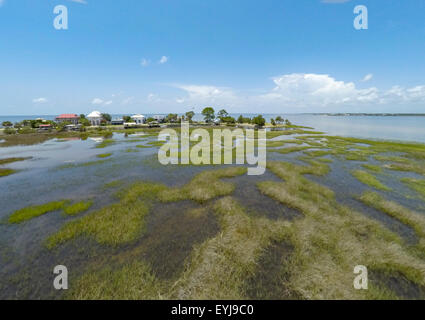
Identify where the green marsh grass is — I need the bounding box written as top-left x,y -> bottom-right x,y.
352,170 -> 391,191
401,178 -> 425,199
0,157 -> 32,165
9,200 -> 69,224
68,262 -> 162,300
158,166 -> 247,203
360,191 -> 425,239
64,201 -> 93,216
256,161 -> 425,299
95,139 -> 115,149
0,168 -> 17,177
96,153 -> 112,158
362,164 -> 383,173
46,182 -> 166,248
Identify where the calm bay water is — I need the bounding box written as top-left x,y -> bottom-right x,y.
1,114 -> 425,143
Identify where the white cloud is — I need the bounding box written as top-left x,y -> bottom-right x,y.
32,97 -> 47,103
159,56 -> 169,64
172,73 -> 425,112
68,0 -> 87,4
140,58 -> 150,67
0,0 -> 4,7
92,98 -> 114,106
321,0 -> 351,3
362,73 -> 373,82
261,73 -> 363,107
92,98 -> 104,105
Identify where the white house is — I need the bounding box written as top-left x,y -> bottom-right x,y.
131,114 -> 146,124
87,111 -> 103,126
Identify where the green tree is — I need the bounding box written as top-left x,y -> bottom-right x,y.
122,116 -> 132,122
252,115 -> 265,127
275,116 -> 284,124
2,121 -> 13,127
166,113 -> 178,123
202,107 -> 215,123
79,118 -> 91,127
185,111 -> 195,122
271,118 -> 276,126
101,113 -> 112,123
217,109 -> 228,120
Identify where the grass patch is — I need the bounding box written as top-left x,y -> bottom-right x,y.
266,140 -> 285,148
147,140 -> 166,147
0,168 -> 17,177
352,170 -> 391,191
169,197 -> 289,299
64,201 -> 93,216
96,153 -> 112,158
68,262 -> 162,300
360,191 -> 425,238
9,200 -> 69,224
103,180 -> 124,189
255,161 -> 425,299
0,157 -> 32,165
46,182 -> 166,248
384,162 -> 425,176
270,146 -> 311,155
158,166 -> 247,203
401,178 -> 425,199
362,164 -> 383,173
95,139 -> 115,149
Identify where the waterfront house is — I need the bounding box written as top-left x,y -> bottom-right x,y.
87,111 -> 103,126
111,118 -> 124,125
153,115 -> 165,123
55,114 -> 80,125
38,124 -> 52,132
131,114 -> 146,124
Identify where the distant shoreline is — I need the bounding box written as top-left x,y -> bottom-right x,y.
310,113 -> 425,117
1,113 -> 425,117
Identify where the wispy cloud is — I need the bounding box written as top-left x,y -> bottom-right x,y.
140,58 -> 150,67
321,0 -> 351,3
32,97 -> 48,104
362,74 -> 373,82
159,56 -> 169,64
92,98 -> 104,105
0,0 -> 5,7
92,97 -> 113,106
68,0 -> 88,4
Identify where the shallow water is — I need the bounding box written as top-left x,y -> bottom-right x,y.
1,128 -> 425,299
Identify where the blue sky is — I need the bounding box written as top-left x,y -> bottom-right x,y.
1,0 -> 425,115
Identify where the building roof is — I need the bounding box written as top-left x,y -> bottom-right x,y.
56,114 -> 79,119
87,111 -> 102,118
131,114 -> 145,119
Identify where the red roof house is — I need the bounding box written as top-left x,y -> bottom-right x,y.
55,114 -> 80,124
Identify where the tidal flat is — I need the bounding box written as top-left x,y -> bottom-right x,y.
1,125 -> 425,299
